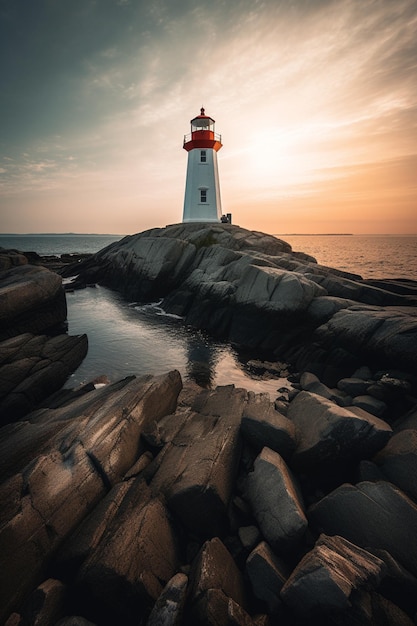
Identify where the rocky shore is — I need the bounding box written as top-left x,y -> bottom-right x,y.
1,225 -> 417,625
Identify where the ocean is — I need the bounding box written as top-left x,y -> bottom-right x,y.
2,233 -> 416,393
276,234 -> 417,281
1,233 -> 416,279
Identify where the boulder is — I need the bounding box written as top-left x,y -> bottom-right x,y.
373,429 -> 417,502
308,481 -> 417,577
0,333 -> 88,423
238,526 -> 261,552
76,486 -> 179,624
187,537 -> 248,624
0,264 -> 67,340
299,371 -> 352,406
148,385 -> 247,537
337,376 -> 373,396
240,391 -> 296,459
352,394 -> 387,417
313,305 -> 417,372
367,548 -> 417,617
246,541 -> 288,615
20,578 -> 66,626
0,248 -> 28,270
245,447 -> 307,553
145,573 -> 188,626
234,265 -> 326,313
280,534 -> 385,618
54,480 -> 133,574
287,391 -> 392,470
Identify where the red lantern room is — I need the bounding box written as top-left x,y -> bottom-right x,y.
183,107 -> 222,152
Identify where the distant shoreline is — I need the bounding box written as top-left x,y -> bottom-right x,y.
275,233 -> 353,236
0,233 -> 124,237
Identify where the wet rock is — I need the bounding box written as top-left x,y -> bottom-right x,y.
280,534 -> 385,618
0,264 -> 67,340
148,385 -> 247,537
0,332 -> 88,423
246,541 -> 288,615
287,391 -> 392,470
308,481 -> 417,577
145,572 -> 188,626
240,391 -> 296,459
245,447 -> 307,553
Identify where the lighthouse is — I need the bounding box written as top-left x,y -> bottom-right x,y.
182,107 -> 223,223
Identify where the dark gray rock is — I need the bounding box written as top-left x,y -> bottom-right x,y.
280,534 -> 385,618
240,391 -> 296,459
287,391 -> 392,470
148,385 -> 247,537
145,573 -> 188,626
308,481 -> 417,577
337,377 -> 373,396
245,447 -> 307,553
246,541 -> 288,615
238,525 -> 262,551
352,394 -> 387,417
0,264 -> 67,340
367,548 -> 417,617
299,371 -> 352,406
313,305 -> 417,373
0,332 -> 88,423
56,618 -> 96,626
20,578 -> 66,626
373,429 -> 417,502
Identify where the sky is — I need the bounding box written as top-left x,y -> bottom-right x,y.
0,0 -> 416,235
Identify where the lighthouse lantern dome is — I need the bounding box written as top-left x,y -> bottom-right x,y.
191,107 -> 215,132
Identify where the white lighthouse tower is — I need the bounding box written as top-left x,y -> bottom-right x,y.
182,107 -> 223,223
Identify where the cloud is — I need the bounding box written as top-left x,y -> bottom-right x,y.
0,0 -> 416,233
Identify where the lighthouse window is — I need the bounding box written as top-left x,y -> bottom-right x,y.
200,150 -> 207,162
200,189 -> 207,203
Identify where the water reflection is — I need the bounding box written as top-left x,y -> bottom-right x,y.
186,334 -> 220,388
65,285 -> 287,396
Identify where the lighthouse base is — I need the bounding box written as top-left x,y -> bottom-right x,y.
183,217 -> 220,223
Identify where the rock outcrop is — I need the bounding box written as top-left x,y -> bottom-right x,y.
0,263 -> 67,340
0,251 -> 88,420
0,332 -> 88,424
63,223 -> 417,379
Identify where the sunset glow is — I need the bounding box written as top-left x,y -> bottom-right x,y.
0,0 -> 416,235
